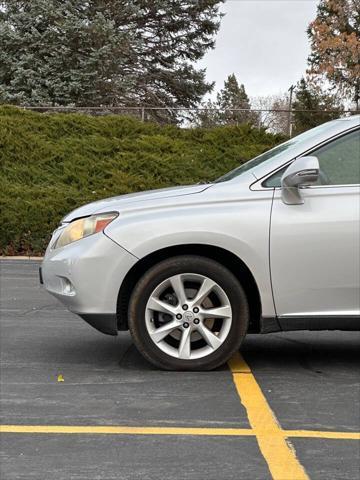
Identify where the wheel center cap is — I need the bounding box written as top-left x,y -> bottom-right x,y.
183,311 -> 195,323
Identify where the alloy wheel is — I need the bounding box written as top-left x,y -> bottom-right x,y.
145,273 -> 232,360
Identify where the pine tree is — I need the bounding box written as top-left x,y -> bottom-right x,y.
0,0 -> 223,116
196,74 -> 258,127
292,78 -> 343,135
195,99 -> 220,128
307,0 -> 360,108
216,74 -> 257,125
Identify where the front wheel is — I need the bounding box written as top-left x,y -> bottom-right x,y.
128,256 -> 249,370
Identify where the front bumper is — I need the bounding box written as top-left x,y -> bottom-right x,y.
41,232 -> 138,335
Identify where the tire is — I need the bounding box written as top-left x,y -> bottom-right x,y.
128,255 -> 249,371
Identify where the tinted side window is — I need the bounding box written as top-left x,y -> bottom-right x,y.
314,129 -> 360,185
263,128 -> 360,188
263,166 -> 287,187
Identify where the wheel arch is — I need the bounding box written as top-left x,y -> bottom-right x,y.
117,244 -> 262,333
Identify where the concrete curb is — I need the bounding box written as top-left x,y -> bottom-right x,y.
1,256 -> 43,261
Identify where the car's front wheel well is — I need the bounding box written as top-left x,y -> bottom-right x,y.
117,244 -> 262,333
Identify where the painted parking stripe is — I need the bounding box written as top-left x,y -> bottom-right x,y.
0,425 -> 254,436
0,425 -> 359,440
286,430 -> 360,440
228,352 -> 309,480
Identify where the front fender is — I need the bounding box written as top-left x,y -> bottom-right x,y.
105,193 -> 275,317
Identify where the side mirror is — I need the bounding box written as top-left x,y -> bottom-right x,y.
281,156 -> 319,205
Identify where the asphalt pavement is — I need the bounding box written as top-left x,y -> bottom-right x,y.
0,260 -> 359,480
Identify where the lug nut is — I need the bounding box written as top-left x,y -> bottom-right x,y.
194,318 -> 200,325
183,322 -> 190,328
193,307 -> 199,313
182,304 -> 188,311
176,313 -> 182,320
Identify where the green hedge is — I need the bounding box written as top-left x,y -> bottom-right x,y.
0,106 -> 283,255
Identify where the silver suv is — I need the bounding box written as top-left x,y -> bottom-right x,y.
41,116 -> 360,370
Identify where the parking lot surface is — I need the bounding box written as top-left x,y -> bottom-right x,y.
1,260 -> 359,480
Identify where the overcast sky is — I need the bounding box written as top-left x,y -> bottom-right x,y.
199,0 -> 319,99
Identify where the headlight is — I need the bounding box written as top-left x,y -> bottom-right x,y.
54,212 -> 118,249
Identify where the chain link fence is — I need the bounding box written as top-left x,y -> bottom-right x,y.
17,105 -> 359,136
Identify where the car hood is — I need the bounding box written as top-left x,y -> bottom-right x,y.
61,184 -> 212,223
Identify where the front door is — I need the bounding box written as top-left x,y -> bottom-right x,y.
270,128 -> 360,326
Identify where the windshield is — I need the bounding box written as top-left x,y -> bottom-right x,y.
215,120 -> 341,183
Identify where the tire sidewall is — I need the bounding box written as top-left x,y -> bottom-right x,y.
128,256 -> 249,371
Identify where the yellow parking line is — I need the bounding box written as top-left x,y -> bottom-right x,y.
0,425 -> 255,436
228,352 -> 309,480
285,430 -> 360,441
0,425 -> 358,441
